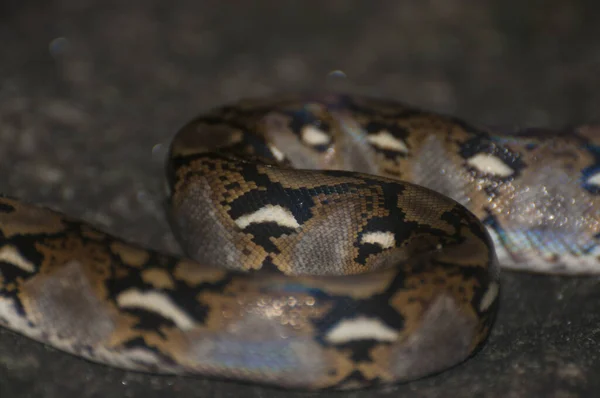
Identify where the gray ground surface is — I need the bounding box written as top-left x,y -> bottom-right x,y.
1,1 -> 600,397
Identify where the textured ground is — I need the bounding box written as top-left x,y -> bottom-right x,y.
1,1 -> 600,397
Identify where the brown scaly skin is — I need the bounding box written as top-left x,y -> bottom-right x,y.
1,92 -> 597,390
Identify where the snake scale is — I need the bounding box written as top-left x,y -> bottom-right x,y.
0,93 -> 599,390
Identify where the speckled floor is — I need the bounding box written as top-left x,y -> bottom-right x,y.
1,1 -> 600,397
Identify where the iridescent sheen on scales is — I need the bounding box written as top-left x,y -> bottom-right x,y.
0,93 -> 598,390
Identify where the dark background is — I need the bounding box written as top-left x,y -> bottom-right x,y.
1,1 -> 600,397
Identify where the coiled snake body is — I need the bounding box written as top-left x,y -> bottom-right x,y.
0,93 -> 598,390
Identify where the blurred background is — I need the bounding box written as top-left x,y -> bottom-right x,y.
0,1 -> 599,397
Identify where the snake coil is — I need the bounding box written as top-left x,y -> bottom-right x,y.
0,93 -> 598,390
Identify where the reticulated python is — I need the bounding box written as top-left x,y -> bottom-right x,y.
0,93 -> 598,390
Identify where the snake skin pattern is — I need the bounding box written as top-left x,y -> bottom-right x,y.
0,93 -> 598,390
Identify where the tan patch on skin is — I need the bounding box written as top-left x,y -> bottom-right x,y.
389,266 -> 478,341
314,348 -> 359,389
377,153 -> 404,179
435,226 -> 493,268
113,266 -> 130,279
173,159 -> 260,207
31,235 -> 113,301
3,281 -> 17,293
261,165 -> 367,189
108,296 -> 200,362
173,260 -> 227,286
356,358 -> 391,384
171,122 -> 245,157
396,188 -> 457,234
143,326 -> 196,369
110,241 -> 150,268
106,312 -> 156,348
0,198 -> 66,238
411,114 -> 477,142
79,226 -> 107,241
194,291 -> 246,330
141,268 -> 175,290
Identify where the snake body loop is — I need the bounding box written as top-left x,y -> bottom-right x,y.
0,93 -> 598,390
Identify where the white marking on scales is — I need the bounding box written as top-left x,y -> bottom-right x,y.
466,153 -> 514,177
117,289 -> 196,330
268,144 -> 286,161
0,245 -> 36,273
326,316 -> 398,343
234,205 -> 300,229
479,282 -> 499,312
587,172 -> 600,186
367,130 -> 409,153
301,125 -> 331,146
361,231 -> 396,249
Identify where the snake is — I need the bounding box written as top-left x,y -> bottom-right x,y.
0,92 -> 598,390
